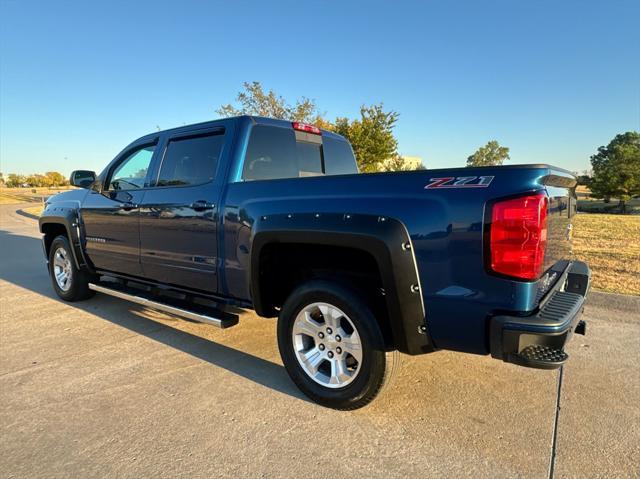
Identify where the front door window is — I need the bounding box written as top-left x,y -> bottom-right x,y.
108,145 -> 155,191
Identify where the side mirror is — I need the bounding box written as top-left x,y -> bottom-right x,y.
69,170 -> 96,188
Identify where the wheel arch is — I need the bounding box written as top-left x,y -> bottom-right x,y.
39,207 -> 91,271
249,212 -> 433,355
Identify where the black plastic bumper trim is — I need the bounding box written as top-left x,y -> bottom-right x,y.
490,260 -> 591,369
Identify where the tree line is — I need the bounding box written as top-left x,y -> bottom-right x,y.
219,83 -> 518,170
0,171 -> 68,188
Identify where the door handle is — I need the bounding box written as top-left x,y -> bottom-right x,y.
119,202 -> 138,211
190,200 -> 215,211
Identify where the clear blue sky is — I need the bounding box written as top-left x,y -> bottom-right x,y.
1,0 -> 638,176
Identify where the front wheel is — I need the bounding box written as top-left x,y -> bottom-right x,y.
277,280 -> 398,410
48,235 -> 94,302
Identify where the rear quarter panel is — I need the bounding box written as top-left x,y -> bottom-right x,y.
222,165 -> 573,355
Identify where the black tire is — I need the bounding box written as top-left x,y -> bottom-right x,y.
277,279 -> 398,410
48,235 -> 95,302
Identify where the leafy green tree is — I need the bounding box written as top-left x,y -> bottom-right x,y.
466,140 -> 510,167
217,81 -> 323,124
576,175 -> 591,186
333,104 -> 400,172
26,174 -> 49,187
589,131 -> 640,213
45,171 -> 65,187
572,170 -> 592,186
6,174 -> 26,187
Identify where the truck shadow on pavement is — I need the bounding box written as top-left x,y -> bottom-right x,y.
0,228 -> 309,403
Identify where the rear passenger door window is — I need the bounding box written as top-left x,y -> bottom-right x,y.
156,131 -> 225,187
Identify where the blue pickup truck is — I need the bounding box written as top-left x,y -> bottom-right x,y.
39,116 -> 590,409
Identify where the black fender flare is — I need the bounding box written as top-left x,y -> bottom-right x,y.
39,206 -> 93,272
250,212 -> 433,355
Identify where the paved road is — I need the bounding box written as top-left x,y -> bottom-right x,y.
1,203 -> 638,478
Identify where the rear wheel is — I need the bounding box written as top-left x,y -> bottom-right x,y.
277,280 -> 398,410
48,235 -> 94,302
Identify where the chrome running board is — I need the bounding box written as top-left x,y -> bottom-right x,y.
88,282 -> 239,328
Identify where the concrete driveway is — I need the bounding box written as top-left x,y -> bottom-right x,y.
1,203 -> 638,478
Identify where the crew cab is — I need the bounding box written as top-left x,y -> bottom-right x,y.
39,116 -> 590,409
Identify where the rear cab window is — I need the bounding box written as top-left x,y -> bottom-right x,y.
241,125 -> 357,181
323,137 -> 358,175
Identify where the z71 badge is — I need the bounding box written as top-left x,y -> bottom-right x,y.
424,176 -> 494,189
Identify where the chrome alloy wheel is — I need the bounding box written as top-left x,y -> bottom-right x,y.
292,302 -> 363,388
53,246 -> 73,292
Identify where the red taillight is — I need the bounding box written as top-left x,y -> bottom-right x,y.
292,121 -> 321,135
489,194 -> 548,280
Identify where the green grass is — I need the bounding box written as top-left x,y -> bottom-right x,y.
572,213 -> 640,295
0,192 -> 41,204
0,187 -> 72,204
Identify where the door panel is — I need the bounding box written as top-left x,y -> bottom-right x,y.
139,184 -> 218,292
81,189 -> 146,276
